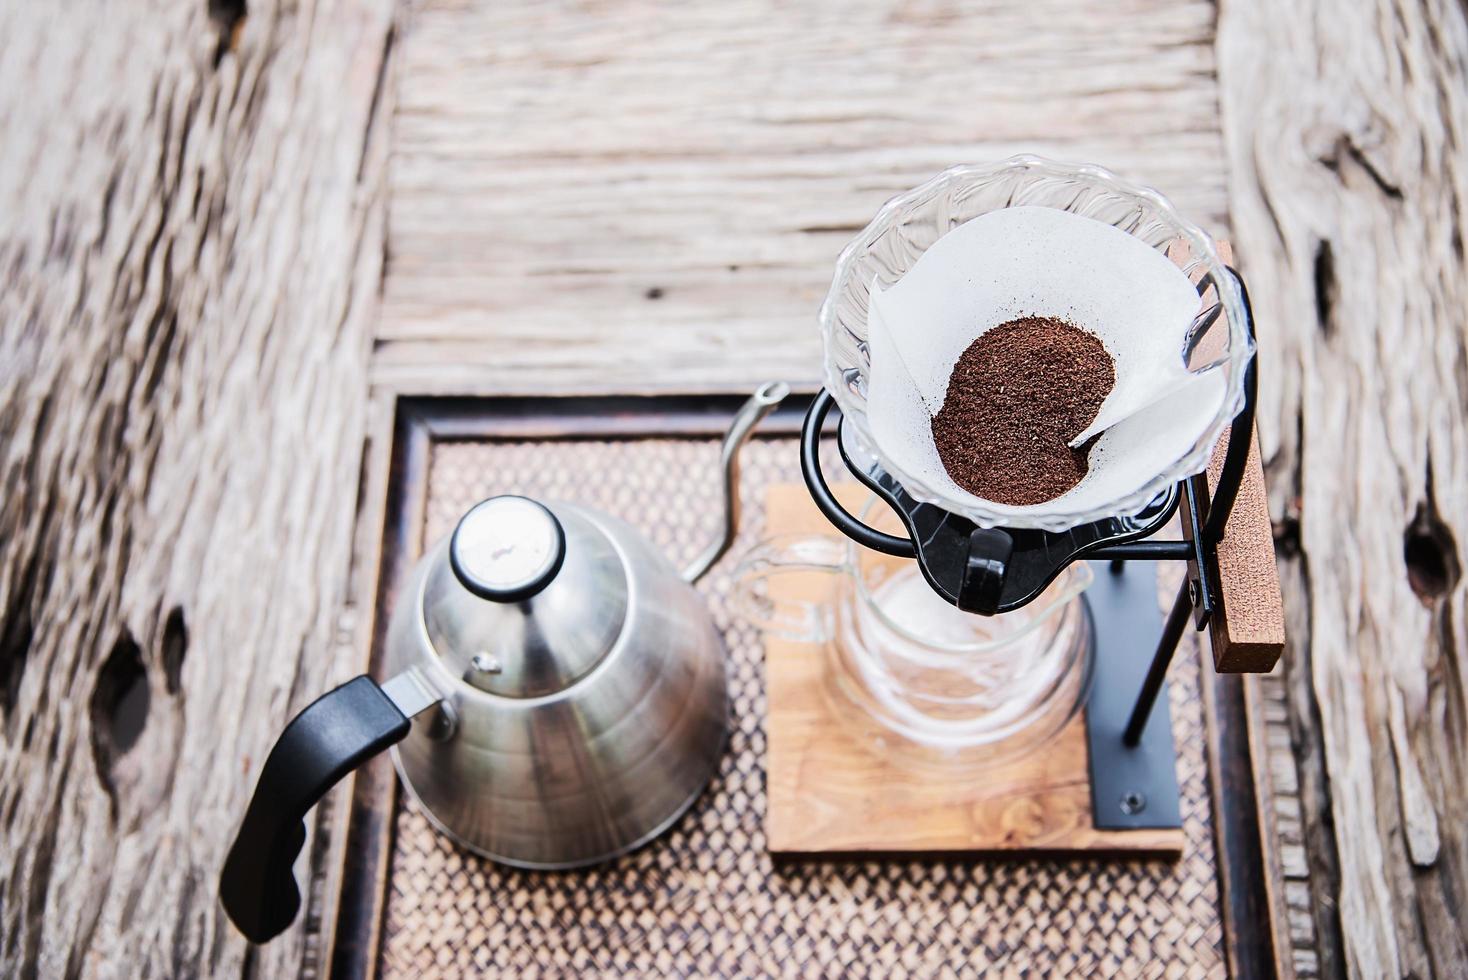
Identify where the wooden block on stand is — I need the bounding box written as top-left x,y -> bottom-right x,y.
1204,424 -> 1286,672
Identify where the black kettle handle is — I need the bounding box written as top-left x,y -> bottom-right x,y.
219,675 -> 410,943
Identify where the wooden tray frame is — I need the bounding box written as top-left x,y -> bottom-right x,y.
318,393 -> 1284,979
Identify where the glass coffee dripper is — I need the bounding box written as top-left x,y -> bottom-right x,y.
736,498 -> 1094,768
822,154 -> 1255,535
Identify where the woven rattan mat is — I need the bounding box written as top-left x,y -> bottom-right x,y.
377,436 -> 1223,978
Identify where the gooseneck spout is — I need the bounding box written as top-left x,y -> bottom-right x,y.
682,381 -> 791,583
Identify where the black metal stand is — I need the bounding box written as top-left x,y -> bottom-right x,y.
798,267 -> 1257,832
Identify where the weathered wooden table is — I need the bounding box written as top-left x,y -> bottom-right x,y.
2,1 -> 1464,976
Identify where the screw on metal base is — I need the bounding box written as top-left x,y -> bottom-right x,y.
1119,791 -> 1147,815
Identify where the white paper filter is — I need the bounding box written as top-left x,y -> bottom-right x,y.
867,206 -> 1226,525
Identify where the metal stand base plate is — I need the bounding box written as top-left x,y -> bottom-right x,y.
1084,560 -> 1183,830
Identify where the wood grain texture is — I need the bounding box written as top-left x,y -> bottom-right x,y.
762,484 -> 1184,855
1218,1 -> 1468,976
376,0 -> 1231,397
0,2 -> 394,976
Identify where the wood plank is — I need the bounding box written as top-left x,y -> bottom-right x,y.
1202,669 -> 1279,979
377,0 -> 1231,396
1250,670 -> 1321,980
763,483 -> 1184,855
1218,1 -> 1468,976
0,2 -> 394,976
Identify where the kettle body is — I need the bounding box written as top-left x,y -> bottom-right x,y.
386,504 -> 727,868
218,383 -> 787,944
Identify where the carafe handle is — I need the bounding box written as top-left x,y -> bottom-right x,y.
219,671 -> 439,943
731,534 -> 846,642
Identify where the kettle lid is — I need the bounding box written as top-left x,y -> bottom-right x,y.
421,496 -> 628,698
449,497 -> 566,602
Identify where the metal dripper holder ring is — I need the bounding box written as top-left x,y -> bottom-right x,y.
801,389 -> 1180,615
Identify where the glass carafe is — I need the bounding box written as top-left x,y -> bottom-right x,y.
737,497 -> 1094,769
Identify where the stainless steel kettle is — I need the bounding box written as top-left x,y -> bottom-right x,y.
220,384 -> 788,943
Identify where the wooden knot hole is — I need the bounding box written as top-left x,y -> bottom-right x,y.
1405,501 -> 1460,603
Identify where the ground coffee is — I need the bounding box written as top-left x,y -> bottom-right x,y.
930,316 -> 1115,506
